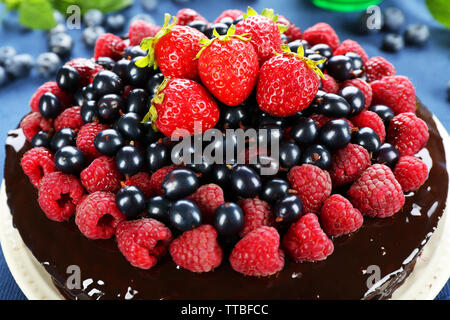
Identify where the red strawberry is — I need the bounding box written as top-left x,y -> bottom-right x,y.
196,26 -> 259,106
176,8 -> 209,26
256,46 -> 323,116
94,33 -> 126,60
235,7 -> 285,65
145,78 -> 219,137
128,19 -> 161,46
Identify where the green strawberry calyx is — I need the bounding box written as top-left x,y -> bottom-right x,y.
276,44 -> 326,80
243,6 -> 288,34
142,77 -> 171,131
136,14 -> 178,70
194,25 -> 251,60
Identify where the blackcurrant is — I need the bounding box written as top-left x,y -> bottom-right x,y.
373,142 -> 399,168
326,55 -> 354,81
96,57 -> 115,70
127,57 -> 151,87
219,105 -> 247,129
288,39 -> 310,52
116,186 -> 146,219
92,70 -> 123,96
213,202 -> 244,236
211,164 -> 231,187
112,59 -> 131,80
369,104 -> 394,127
301,144 -> 331,170
162,168 -> 199,199
169,199 -> 202,232
54,145 -> 85,174
39,92 -> 62,118
274,194 -> 303,223
205,23 -> 228,38
56,65 -> 79,92
31,131 -> 51,148
188,20 -> 208,34
147,196 -> 171,222
124,46 -> 147,60
140,122 -> 162,145
260,178 -> 289,203
125,88 -> 149,116
117,112 -> 143,140
319,119 -> 351,150
291,117 -> 318,145
345,52 -> 364,71
279,141 -> 301,169
81,83 -> 97,101
50,128 -> 76,151
146,142 -> 170,171
339,86 -> 365,116
115,145 -> 143,176
352,127 -> 381,153
80,100 -> 98,123
230,165 -> 262,198
319,93 -> 351,117
97,94 -> 123,122
147,73 -> 164,97
311,43 -> 332,59
94,128 -> 124,156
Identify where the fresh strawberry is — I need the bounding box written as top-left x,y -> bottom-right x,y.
235,7 -> 286,65
176,8 -> 209,26
196,26 -> 259,106
256,46 -> 324,116
144,78 -> 220,137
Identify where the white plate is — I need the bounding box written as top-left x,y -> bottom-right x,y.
1,116 -> 450,300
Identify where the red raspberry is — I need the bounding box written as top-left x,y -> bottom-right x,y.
38,172 -> 85,222
341,78 -> 372,110
176,8 -> 209,26
238,198 -> 274,237
20,112 -> 53,142
80,156 -> 121,193
29,81 -> 73,113
333,39 -> 368,63
310,114 -> 354,129
352,110 -> 386,143
288,164 -> 332,213
348,164 -> 405,218
282,213 -> 334,262
302,22 -> 340,51
330,143 -> 370,187
365,56 -> 396,82
371,75 -> 416,114
21,147 -> 56,188
66,58 -> 104,86
124,172 -> 153,198
394,156 -> 428,192
94,33 -> 127,60
187,184 -> 224,223
387,112 -> 429,157
229,226 -> 284,277
128,19 -> 161,46
75,191 -> 126,239
149,165 -> 178,195
321,74 -> 339,93
320,194 -> 363,237
169,225 -> 222,273
76,122 -> 110,159
116,218 -> 172,269
54,106 -> 83,132
214,9 -> 244,23
277,15 -> 302,41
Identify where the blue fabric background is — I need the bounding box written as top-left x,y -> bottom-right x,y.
0,0 -> 449,300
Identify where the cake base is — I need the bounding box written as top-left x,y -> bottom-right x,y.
3,101 -> 449,300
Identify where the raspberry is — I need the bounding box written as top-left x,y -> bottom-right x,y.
124,172 -> 153,198
394,156 -> 428,192
75,191 -> 126,239
169,225 -> 222,273
176,8 -> 209,26
302,22 -> 340,51
277,15 -> 302,41
320,194 -> 363,237
116,218 -> 172,269
66,58 -> 104,86
54,106 -> 83,132
214,9 -> 244,23
229,226 -> 284,277
186,184 -> 224,223
321,74 -> 339,94
371,75 -> 416,114
94,33 -> 127,60
348,164 -> 405,218
341,78 -> 372,110
21,147 -> 56,188
80,156 -> 121,193
29,81 -> 73,113
352,110 -> 386,143
38,172 -> 85,222
330,143 -> 370,187
238,198 -> 274,237
20,112 -> 53,142
149,165 -> 178,195
288,164 -> 332,213
387,112 -> 429,157
282,213 -> 334,262
333,39 -> 369,63
365,56 -> 396,82
128,19 -> 161,46
76,122 -> 110,159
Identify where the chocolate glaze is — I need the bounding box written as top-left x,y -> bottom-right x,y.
4,101 -> 448,300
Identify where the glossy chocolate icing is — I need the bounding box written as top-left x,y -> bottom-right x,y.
4,101 -> 448,300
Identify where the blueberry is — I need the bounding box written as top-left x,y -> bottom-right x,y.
80,100 -> 99,123
382,34 -> 404,52
319,119 -> 351,150
290,117 -> 318,145
5,54 -> 34,78
301,144 -> 331,170
169,199 -> 202,232
274,194 -> 303,223
84,9 -> 104,26
326,55 -> 354,81
319,93 -> 351,117
92,70 -> 123,96
211,164 -> 231,187
82,83 -> 98,101
162,168 -> 199,199
219,105 -> 247,129
117,113 -> 143,140
105,13 -> 125,31
213,202 -> 244,236
369,104 -> 395,127
205,23 -> 229,38
0,46 -> 16,65
36,52 -> 61,77
279,141 -> 301,169
96,57 -> 115,70
146,142 -> 170,171
31,131 -> 51,148
124,46 -> 148,60
339,86 -> 365,116
113,59 -> 131,80
39,92 -> 62,118
56,65 -> 80,92
51,128 -> 76,151
98,94 -> 124,122
345,52 -> 364,71
382,7 -> 405,32
54,146 -> 85,174
288,39 -> 310,52
147,72 -> 164,97
404,24 -> 430,46
48,33 -> 73,56
352,127 -> 381,153
260,178 -> 289,203
127,57 -> 151,87
147,196 -> 171,222
116,186 -> 146,218
115,145 -> 144,176
94,129 -> 124,156
311,43 -> 332,59
82,26 -> 105,47
188,20 -> 208,34
230,165 -> 262,198
0,66 -> 7,87
373,143 -> 399,168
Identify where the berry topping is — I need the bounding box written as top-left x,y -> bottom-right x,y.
393,156 -> 428,192
320,194 -> 363,237
21,147 -> 56,188
330,143 -> 370,187
80,156 -> 121,193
